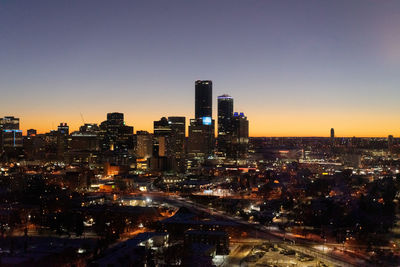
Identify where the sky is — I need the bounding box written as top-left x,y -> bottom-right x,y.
1,0 -> 400,137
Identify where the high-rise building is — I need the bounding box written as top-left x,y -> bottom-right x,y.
218,94 -> 234,155
168,116 -> 186,172
218,94 -> 233,135
189,81 -> 215,160
388,135 -> 394,154
168,117 -> 186,154
56,123 -> 70,159
152,117 -> 186,172
100,112 -> 134,152
135,131 -> 153,159
330,128 -> 335,146
69,131 -> 100,152
195,80 -> 212,119
153,117 -> 171,157
154,117 -> 172,137
107,112 -> 124,125
188,118 -> 215,159
0,116 -> 23,149
65,123 -> 100,164
230,112 -> 249,159
149,118 -> 170,171
168,117 -> 185,141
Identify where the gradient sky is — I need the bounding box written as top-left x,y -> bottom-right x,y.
1,0 -> 400,137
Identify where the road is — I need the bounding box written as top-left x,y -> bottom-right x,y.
143,192 -> 370,267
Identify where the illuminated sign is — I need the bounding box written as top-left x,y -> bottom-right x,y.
3,130 -> 22,133
202,117 -> 212,125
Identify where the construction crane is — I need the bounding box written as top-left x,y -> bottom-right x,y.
80,113 -> 85,125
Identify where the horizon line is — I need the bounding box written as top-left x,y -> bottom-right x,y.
23,129 -> 395,139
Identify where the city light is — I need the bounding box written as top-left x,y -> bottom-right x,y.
0,1 -> 399,266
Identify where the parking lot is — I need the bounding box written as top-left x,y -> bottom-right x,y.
241,242 -> 331,267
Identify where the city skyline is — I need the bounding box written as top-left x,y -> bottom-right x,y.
1,0 -> 400,137
4,109 -> 399,138
1,2 -> 400,266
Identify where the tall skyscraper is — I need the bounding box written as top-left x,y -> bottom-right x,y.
388,135 -> 394,154
218,94 -> 234,155
189,81 -> 215,160
218,94 -> 233,135
230,112 -> 249,159
330,128 -> 335,146
195,80 -> 213,119
165,117 -> 187,172
56,123 -> 70,159
168,116 -> 186,160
